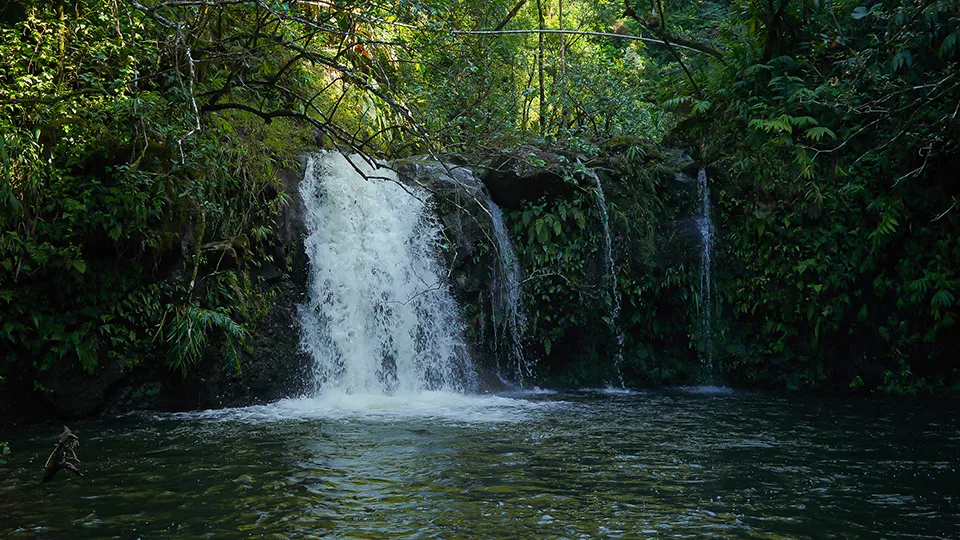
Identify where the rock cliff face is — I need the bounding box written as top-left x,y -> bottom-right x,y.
396,147 -> 710,388
480,146 -> 575,210
0,146 -> 710,425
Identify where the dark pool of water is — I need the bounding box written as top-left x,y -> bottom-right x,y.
2,389 -> 958,538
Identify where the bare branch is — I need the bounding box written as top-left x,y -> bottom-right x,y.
452,29 -> 718,57
494,0 -> 528,31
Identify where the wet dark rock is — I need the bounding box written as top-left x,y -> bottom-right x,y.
33,359 -> 126,419
680,161 -> 703,179
253,261 -> 285,285
481,146 -> 573,210
394,157 -> 505,388
394,158 -> 490,275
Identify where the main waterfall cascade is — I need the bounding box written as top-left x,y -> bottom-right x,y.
298,152 -> 476,395
696,168 -> 715,373
486,198 -> 532,386
587,169 -> 626,387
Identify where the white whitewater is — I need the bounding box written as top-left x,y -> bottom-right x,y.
588,170 -> 626,387
486,198 -> 532,385
176,391 -> 548,424
696,168 -> 715,373
298,152 -> 475,395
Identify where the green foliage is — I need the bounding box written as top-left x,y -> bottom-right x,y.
510,165 -> 611,384
504,147 -> 700,387
162,305 -> 247,376
2,0 -> 958,400
483,0 -> 959,394
0,0 -> 312,390
0,441 -> 9,464
610,146 -> 702,385
669,0 -> 960,392
396,0 -> 667,151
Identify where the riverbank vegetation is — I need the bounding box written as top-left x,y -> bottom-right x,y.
1,0 -> 958,415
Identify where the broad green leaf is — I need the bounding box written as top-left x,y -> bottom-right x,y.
805,127 -> 836,141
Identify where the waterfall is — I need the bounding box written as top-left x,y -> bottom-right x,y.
298,152 -> 474,395
696,168 -> 714,373
486,198 -> 531,385
588,170 -> 625,387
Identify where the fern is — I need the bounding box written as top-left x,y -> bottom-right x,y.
805,127 -> 836,141
162,305 -> 247,375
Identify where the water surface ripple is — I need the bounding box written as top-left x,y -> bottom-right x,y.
2,390 -> 958,538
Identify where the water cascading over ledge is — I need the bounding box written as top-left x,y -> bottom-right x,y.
696,168 -> 715,374
486,198 -> 531,385
587,168 -> 626,387
297,152 -> 476,396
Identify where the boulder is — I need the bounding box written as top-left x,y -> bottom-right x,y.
480,146 -> 574,210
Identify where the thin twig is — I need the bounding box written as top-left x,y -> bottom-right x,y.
452,29 -> 710,56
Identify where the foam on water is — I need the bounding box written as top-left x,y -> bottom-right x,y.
674,385 -> 734,395
578,387 -> 644,396
169,392 -> 550,424
498,386 -> 558,398
598,386 -> 640,395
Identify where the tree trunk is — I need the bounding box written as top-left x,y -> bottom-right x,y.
762,0 -> 790,62
536,0 -> 546,136
558,0 -> 566,129
494,0 -> 528,31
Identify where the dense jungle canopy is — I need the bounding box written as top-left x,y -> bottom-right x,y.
1,0 -> 959,415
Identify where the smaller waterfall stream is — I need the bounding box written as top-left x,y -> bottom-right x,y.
696,168 -> 715,373
487,199 -> 531,385
588,170 -> 625,387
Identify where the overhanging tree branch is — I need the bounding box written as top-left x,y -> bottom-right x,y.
452,29 -> 720,58
649,0 -> 701,97
494,0 -> 528,31
623,0 -> 726,63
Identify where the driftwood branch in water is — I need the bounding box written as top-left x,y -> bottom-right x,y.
42,426 -> 83,482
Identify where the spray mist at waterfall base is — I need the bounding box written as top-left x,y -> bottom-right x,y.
175,390 -> 550,423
